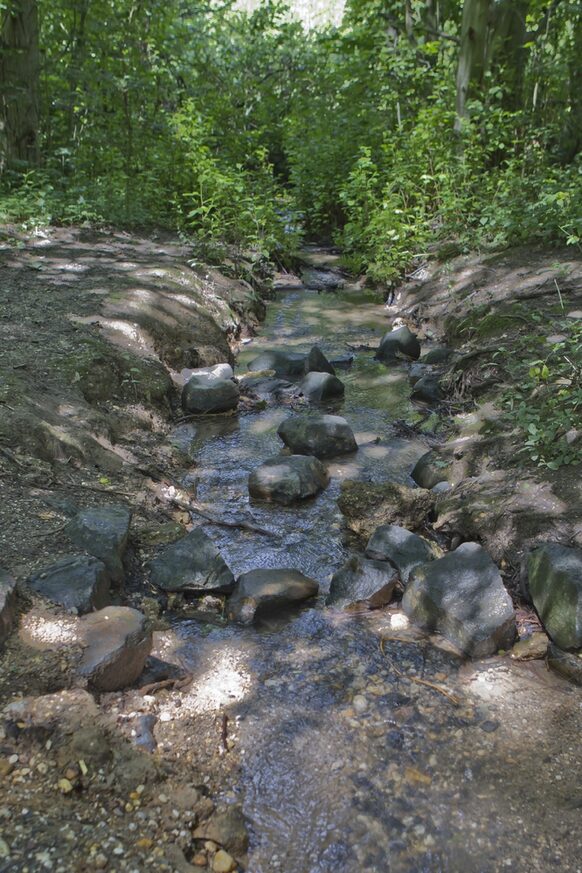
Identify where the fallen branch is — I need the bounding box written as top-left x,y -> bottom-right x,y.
137,675 -> 193,696
171,496 -> 277,537
391,662 -> 461,705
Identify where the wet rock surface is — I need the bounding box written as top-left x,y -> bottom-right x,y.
278,413 -> 357,458
375,326 -> 421,362
149,528 -> 235,593
299,370 -> 345,402
247,349 -> 306,377
181,372 -> 240,414
65,504 -> 131,583
365,524 -> 436,583
26,554 -> 111,614
248,455 -> 328,505
228,569 -> 318,624
403,543 -> 516,657
326,556 -> 398,609
527,543 -> 582,649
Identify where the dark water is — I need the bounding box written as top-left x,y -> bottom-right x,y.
163,270 -> 582,873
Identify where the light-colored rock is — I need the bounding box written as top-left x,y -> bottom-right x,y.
213,851 -> 236,873
149,528 -> 234,593
402,542 -> 516,657
527,544 -> 582,649
299,371 -> 345,402
78,606 -> 152,691
228,568 -> 318,625
249,455 -> 328,504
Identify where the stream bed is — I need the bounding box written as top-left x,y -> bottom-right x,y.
161,263 -> 582,872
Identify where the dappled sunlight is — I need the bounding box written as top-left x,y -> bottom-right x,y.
19,612 -> 79,648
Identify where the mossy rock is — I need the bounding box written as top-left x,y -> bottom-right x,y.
338,480 -> 436,543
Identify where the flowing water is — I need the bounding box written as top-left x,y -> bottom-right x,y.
162,261 -> 582,873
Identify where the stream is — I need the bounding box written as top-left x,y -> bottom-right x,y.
160,254 -> 582,873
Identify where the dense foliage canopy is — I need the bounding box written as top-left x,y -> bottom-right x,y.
1,0 -> 581,278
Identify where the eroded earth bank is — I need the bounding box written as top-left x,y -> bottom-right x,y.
0,229 -> 581,873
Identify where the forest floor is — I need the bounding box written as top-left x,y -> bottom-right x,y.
0,227 -> 581,873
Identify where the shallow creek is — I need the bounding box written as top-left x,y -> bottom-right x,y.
160,267 -> 582,872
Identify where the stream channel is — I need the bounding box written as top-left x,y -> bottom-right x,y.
157,254 -> 581,873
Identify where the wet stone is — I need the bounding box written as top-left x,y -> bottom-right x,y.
365,524 -> 435,584
149,528 -> 235,593
410,374 -> 444,404
402,542 -> 516,657
527,543 -> 582,650
305,345 -> 336,376
181,373 -> 240,414
421,346 -> 454,365
27,554 -> 111,615
326,556 -> 398,610
249,454 -> 328,505
78,606 -> 152,692
228,568 -> 318,625
0,568 -> 17,646
299,371 -> 345,402
247,349 -> 306,377
278,413 -> 357,459
65,504 -> 131,583
375,326 -> 421,363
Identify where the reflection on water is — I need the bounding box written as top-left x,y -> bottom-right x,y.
170,276 -> 582,872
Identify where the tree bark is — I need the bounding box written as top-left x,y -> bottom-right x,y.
0,0 -> 40,172
454,0 -> 493,133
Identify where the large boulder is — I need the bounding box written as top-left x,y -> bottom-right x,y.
27,554 -> 111,614
181,373 -> 240,414
247,350 -> 306,377
402,542 -> 516,657
149,528 -> 234,593
249,455 -> 328,505
278,414 -> 357,459
65,505 -> 131,583
0,568 -> 17,646
299,371 -> 345,402
228,569 -> 318,625
527,544 -> 582,650
305,346 -> 336,376
365,524 -> 435,584
326,557 -> 398,610
78,606 -> 152,691
376,327 -> 421,363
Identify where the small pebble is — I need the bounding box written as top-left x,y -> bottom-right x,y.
213,850 -> 236,873
94,855 -> 108,869
480,720 -> 500,733
352,695 -> 368,714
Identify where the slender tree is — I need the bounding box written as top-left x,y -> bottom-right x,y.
0,0 -> 40,171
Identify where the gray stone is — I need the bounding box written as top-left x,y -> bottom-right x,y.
228,568 -> 318,625
402,542 -> 516,657
278,414 -> 357,459
181,373 -> 240,414
409,362 -> 429,385
27,555 -> 111,614
249,455 -> 328,504
421,346 -> 453,365
326,557 -> 398,609
527,544 -> 582,650
411,450 -> 450,490
547,643 -> 582,686
78,606 -> 152,691
181,363 -> 233,382
432,481 -> 452,494
305,346 -> 336,375
247,350 -> 306,377
65,505 -> 131,583
149,528 -> 234,593
0,568 -> 17,646
299,371 -> 345,402
376,327 -> 421,363
365,524 -> 435,584
411,374 -> 444,404
240,375 -> 293,398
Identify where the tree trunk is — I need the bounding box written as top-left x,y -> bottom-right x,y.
0,0 -> 40,172
454,0 -> 493,133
